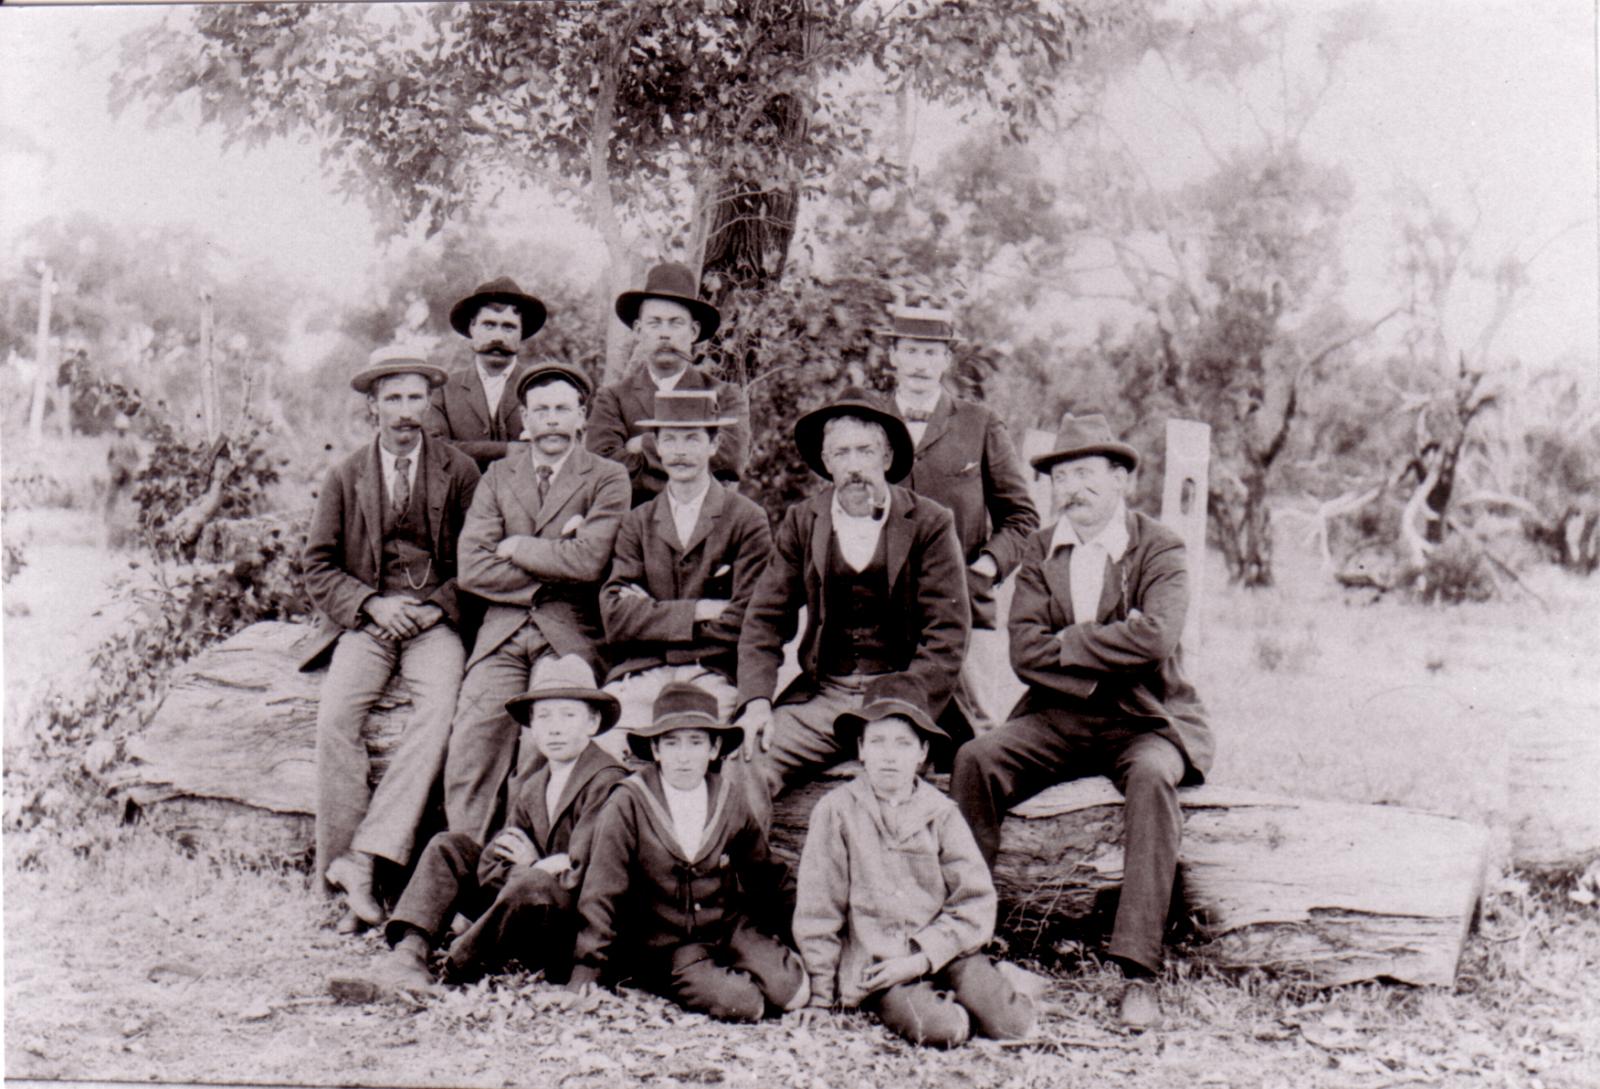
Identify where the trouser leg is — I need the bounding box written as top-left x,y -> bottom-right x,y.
1105,733 -> 1185,975
315,628 -> 397,885
385,831 -> 482,946
751,675 -> 865,798
870,978 -> 971,1048
944,953 -> 1036,1039
352,624 -> 464,866
445,865 -> 574,983
724,924 -> 806,1011
949,712 -> 1094,869
659,942 -> 767,1023
443,626 -> 548,843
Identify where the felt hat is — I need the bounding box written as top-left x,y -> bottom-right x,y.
833,677 -> 949,749
513,362 -> 594,404
876,303 -> 957,342
635,389 -> 737,430
1029,412 -> 1140,474
349,344 -> 449,394
504,654 -> 621,732
449,277 -> 547,340
614,262 -> 721,341
793,386 -> 915,484
625,681 -> 743,762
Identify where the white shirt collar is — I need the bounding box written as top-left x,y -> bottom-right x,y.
475,359 -> 512,402
529,444 -> 573,478
894,389 -> 943,419
650,366 -> 687,391
1049,504 -> 1131,561
378,437 -> 422,495
830,488 -> 889,572
666,478 -> 713,545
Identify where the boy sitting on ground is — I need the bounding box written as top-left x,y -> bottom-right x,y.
356,655 -> 626,990
792,678 -> 1037,1047
567,682 -> 809,1021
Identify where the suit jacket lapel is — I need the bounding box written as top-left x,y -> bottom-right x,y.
651,488 -> 682,553
496,361 -> 528,434
355,438 -> 386,576
884,489 -> 911,590
535,448 -> 587,533
623,368 -> 656,424
1041,539 -> 1076,627
420,436 -> 448,544
680,481 -> 726,556
915,394 -> 955,453
503,454 -> 545,530
809,491 -> 834,582
522,764 -> 554,851
546,745 -> 607,840
456,366 -> 491,431
1096,510 -> 1141,622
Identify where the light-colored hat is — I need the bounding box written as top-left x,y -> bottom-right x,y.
1029,413 -> 1140,473
625,682 -> 743,762
350,344 -> 448,394
635,390 -> 737,430
504,654 -> 620,733
876,304 -> 957,342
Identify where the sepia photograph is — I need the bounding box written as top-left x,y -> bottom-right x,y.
2,2 -> 1596,1086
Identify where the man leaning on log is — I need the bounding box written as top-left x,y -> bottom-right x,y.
951,414 -> 1214,1031
300,346 -> 481,932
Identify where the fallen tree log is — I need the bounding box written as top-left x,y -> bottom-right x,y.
111,621 -> 1489,987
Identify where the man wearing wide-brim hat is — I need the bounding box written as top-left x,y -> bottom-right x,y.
426,277 -> 548,472
586,262 -> 751,506
732,386 -> 970,816
444,361 -> 631,846
950,413 -> 1214,1032
300,344 -> 483,931
597,389 -> 773,753
876,302 -> 1039,732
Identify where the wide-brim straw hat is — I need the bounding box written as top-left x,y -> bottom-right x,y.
793,387 -> 915,484
449,277 -> 548,340
874,303 -> 957,342
350,344 -> 448,394
504,654 -> 620,733
513,362 -> 594,404
614,262 -> 721,341
635,389 -> 738,430
1029,412 -> 1140,473
625,681 -> 743,762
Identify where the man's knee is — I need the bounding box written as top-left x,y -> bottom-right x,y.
877,983 -> 972,1048
1122,738 -> 1184,795
498,866 -> 562,909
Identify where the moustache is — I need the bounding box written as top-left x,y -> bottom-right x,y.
664,459 -> 696,469
480,343 -> 515,356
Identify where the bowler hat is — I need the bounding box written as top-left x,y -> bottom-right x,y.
614,262 -> 721,341
793,387 -> 915,484
875,303 -> 957,342
514,362 -> 594,404
1029,412 -> 1140,473
505,654 -> 620,732
635,389 -> 737,430
833,676 -> 949,749
350,344 -> 449,394
625,681 -> 743,762
449,277 -> 547,340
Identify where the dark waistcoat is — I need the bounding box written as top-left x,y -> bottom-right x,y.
818,530 -> 893,676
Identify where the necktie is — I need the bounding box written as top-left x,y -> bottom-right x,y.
536,464 -> 552,507
392,455 -> 411,516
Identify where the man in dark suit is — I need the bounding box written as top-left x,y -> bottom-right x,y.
879,303 -> 1038,731
598,389 -> 773,752
444,362 -> 631,844
586,262 -> 750,506
427,278 -> 547,471
300,345 -> 481,929
734,389 -> 970,811
950,414 -> 1215,1031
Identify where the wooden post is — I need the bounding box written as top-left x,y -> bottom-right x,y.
1161,419 -> 1210,666
199,288 -> 218,444
26,265 -> 54,447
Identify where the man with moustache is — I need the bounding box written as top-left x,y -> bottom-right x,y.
950,415 -> 1214,1031
428,278 -> 547,471
586,263 -> 750,506
301,346 -> 481,929
878,303 -> 1038,733
597,389 -> 773,749
444,362 -> 632,844
733,389 -> 969,811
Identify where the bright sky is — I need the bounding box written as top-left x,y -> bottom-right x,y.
2,2 -> 1595,371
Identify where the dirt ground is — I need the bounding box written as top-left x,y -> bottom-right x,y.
4,505 -> 1599,1087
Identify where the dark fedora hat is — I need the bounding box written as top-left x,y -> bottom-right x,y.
614,262 -> 721,341
794,387 -> 915,484
350,344 -> 448,394
505,654 -> 621,733
450,277 -> 547,340
514,361 -> 593,404
874,303 -> 957,342
625,681 -> 744,762
635,389 -> 737,430
1029,412 -> 1140,474
833,677 -> 949,749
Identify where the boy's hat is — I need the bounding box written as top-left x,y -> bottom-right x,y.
505,654 -> 620,732
626,681 -> 743,762
635,389 -> 737,430
833,676 -> 948,748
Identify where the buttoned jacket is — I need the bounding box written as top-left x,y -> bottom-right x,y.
735,484 -> 970,719
475,741 -> 627,890
426,357 -> 532,470
599,480 -> 772,684
585,365 -> 751,505
891,392 -> 1039,629
298,435 -> 480,671
1007,510 -> 1214,781
456,444 -> 631,670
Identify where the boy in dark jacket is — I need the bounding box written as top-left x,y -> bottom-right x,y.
568,682 -> 808,1021
352,655 -> 626,991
